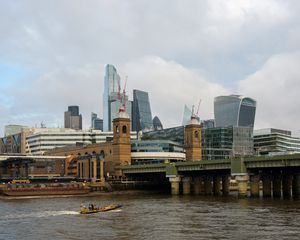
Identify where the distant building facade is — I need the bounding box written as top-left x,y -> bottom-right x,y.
25,128 -> 137,155
153,116 -> 163,131
254,128 -> 300,155
91,112 -> 103,131
64,106 -> 82,130
103,64 -> 132,131
4,125 -> 26,137
132,89 -> 153,133
214,95 -> 256,128
203,126 -> 254,160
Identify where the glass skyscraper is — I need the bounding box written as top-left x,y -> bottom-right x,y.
132,90 -> 153,132
103,64 -> 120,131
103,65 -> 132,131
214,95 -> 256,128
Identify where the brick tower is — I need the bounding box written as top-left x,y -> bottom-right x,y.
112,110 -> 131,166
184,114 -> 202,161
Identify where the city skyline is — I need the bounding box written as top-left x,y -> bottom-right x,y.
1,1 -> 300,136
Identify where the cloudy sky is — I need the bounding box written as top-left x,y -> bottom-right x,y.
1,0 -> 300,136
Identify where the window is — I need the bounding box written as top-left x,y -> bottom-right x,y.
122,125 -> 127,134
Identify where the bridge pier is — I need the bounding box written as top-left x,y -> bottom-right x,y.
282,175 -> 292,198
292,173 -> 300,198
213,176 -> 221,196
236,175 -> 249,197
222,176 -> 230,196
182,177 -> 191,195
204,176 -> 212,195
169,176 -> 181,195
262,175 -> 272,198
272,175 -> 282,198
250,175 -> 260,198
193,177 -> 203,195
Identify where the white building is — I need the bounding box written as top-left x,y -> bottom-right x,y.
25,128 -> 136,155
254,128 -> 300,155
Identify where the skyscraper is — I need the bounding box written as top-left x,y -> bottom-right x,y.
132,89 -> 153,132
103,64 -> 132,131
182,105 -> 200,126
103,64 -> 120,131
153,116 -> 163,131
64,105 -> 82,130
91,112 -> 103,131
214,95 -> 256,128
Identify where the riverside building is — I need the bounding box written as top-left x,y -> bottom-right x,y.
254,128 -> 300,155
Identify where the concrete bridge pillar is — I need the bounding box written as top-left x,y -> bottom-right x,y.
222,176 -> 230,196
169,176 -> 181,195
292,173 -> 300,198
282,175 -> 292,198
250,175 -> 260,198
204,176 -> 212,195
236,175 -> 249,197
193,177 -> 203,195
272,175 -> 282,198
182,177 -> 191,195
262,175 -> 272,198
213,176 -> 221,196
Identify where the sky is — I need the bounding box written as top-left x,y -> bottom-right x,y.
1,0 -> 300,136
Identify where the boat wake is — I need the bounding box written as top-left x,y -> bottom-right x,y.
3,210 -> 79,220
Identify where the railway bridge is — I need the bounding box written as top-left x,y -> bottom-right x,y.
121,154 -> 300,198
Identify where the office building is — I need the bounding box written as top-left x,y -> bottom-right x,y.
103,64 -> 132,131
64,106 -> 82,130
214,95 -> 256,128
4,125 -> 26,137
201,119 -> 215,129
91,112 -> 103,131
153,116 -> 163,131
103,64 -> 120,131
131,140 -> 185,165
142,126 -> 185,144
203,126 -> 254,160
25,128 -> 137,155
182,105 -> 200,126
132,90 -> 153,133
254,128 -> 300,155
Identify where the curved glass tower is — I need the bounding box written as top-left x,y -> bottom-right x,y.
214,95 -> 256,128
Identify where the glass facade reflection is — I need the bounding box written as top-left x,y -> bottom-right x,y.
132,90 -> 153,132
103,65 -> 120,131
214,95 -> 256,128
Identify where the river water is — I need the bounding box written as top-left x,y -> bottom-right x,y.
0,193 -> 299,240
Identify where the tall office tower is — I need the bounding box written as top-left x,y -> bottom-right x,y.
153,116 -> 163,131
182,105 -> 200,126
91,112 -> 103,131
103,64 -> 132,131
214,95 -> 256,128
103,64 -> 120,131
64,105 -> 82,130
132,90 -> 153,132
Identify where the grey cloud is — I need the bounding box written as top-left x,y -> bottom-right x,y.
1,0 -> 300,135
239,51 -> 300,135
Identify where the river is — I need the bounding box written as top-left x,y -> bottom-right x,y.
0,192 -> 299,240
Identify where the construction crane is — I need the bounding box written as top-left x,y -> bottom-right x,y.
196,99 -> 202,116
123,76 -> 128,112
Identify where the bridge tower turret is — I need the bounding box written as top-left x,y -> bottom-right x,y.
184,109 -> 202,161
